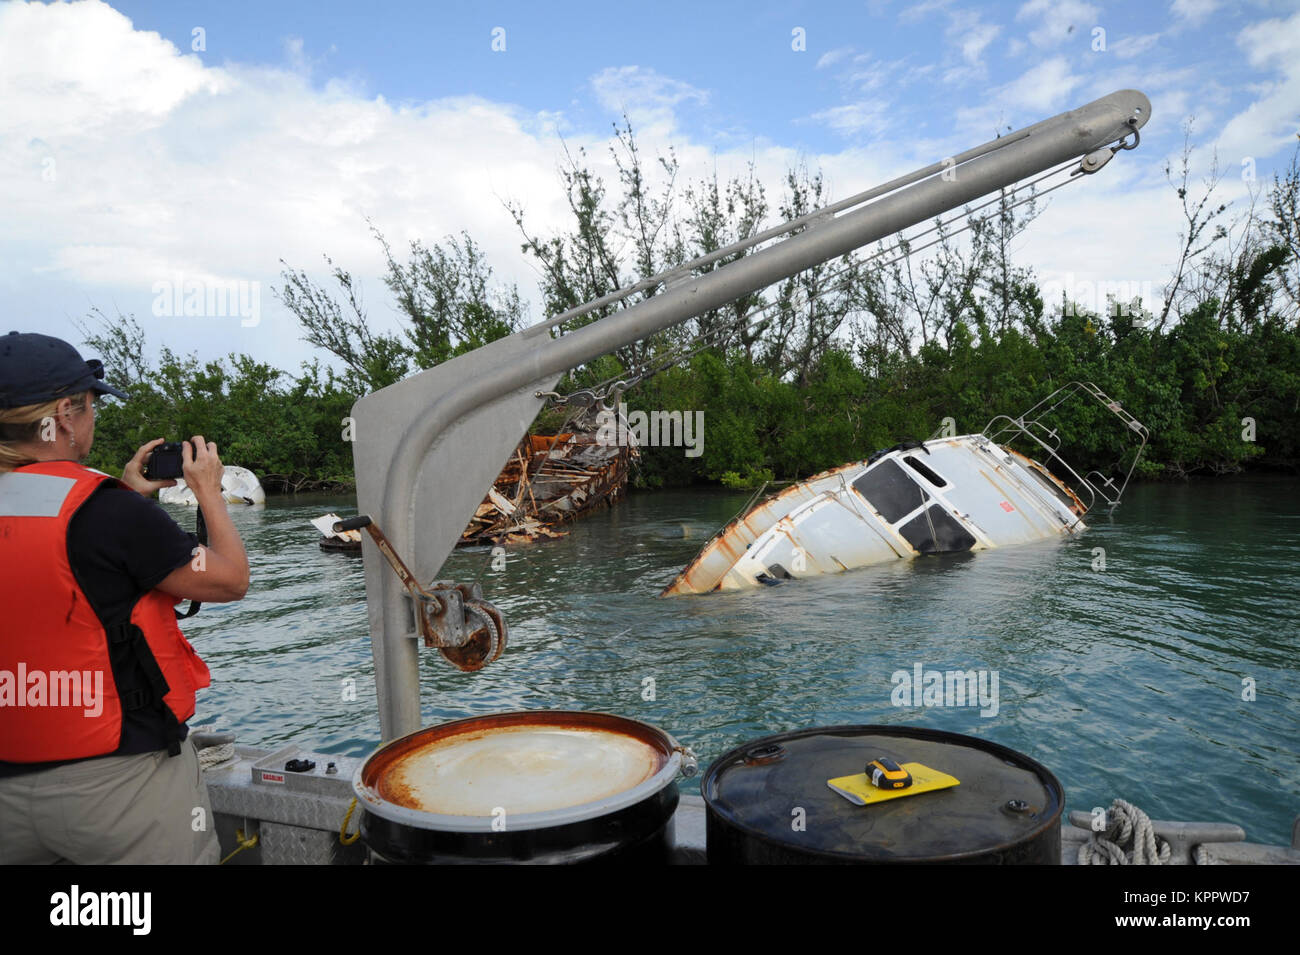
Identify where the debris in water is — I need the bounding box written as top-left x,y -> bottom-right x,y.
458,431 -> 637,547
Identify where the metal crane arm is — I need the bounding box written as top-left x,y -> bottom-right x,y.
349,89 -> 1151,740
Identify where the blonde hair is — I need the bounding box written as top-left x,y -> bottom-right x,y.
0,392 -> 91,473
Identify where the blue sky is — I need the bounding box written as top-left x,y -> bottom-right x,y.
2,0 -> 1298,372
106,0 -> 1292,157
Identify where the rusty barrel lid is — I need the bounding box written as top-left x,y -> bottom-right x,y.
354,710 -> 683,833
703,725 -> 1063,863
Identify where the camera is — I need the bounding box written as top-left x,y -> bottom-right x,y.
143,441 -> 190,481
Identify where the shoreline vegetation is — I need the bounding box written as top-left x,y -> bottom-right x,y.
83,125 -> 1299,494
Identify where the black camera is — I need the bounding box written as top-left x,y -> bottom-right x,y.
143,441 -> 190,481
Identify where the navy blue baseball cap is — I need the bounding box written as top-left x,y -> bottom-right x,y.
0,332 -> 130,409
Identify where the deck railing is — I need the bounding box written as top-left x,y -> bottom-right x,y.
982,381 -> 1149,512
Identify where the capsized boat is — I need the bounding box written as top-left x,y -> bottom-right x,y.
159,465 -> 266,507
663,382 -> 1147,595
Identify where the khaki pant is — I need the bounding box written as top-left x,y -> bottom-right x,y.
0,738 -> 220,864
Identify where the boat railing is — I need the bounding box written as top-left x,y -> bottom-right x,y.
1021,418 -> 1064,452
982,381 -> 1149,512
981,417 -> 1098,511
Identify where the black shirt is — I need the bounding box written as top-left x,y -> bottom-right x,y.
0,482 -> 199,777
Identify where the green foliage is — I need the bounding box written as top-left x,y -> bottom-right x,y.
81,293 -> 1299,493
76,138 -> 1300,493
276,226 -> 523,394
719,466 -> 775,490
81,314 -> 356,491
621,299 -> 1298,486
378,229 -> 525,366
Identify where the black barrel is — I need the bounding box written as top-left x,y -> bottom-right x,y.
361,786 -> 678,865
703,725 -> 1063,864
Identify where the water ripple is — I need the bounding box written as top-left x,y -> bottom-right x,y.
177,477 -> 1300,845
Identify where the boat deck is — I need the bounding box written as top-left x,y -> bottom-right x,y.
202,741 -> 1299,865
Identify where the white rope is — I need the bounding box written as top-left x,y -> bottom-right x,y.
196,741 -> 236,770
1078,798 -> 1173,865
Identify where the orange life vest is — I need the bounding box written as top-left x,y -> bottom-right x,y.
0,460 -> 210,762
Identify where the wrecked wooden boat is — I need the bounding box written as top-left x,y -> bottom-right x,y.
663,382 -> 1147,595
458,431 -> 638,547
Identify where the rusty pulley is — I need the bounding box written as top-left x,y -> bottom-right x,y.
333,515 -> 508,672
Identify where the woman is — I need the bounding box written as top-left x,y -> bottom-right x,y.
0,331 -> 250,864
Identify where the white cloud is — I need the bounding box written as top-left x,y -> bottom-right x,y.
997,57 -> 1081,112
1170,0 -> 1222,27
898,0 -> 955,25
2,0 -> 1291,384
0,0 -> 228,136
849,65 -> 889,91
959,20 -> 1001,65
588,65 -> 707,128
816,47 -> 853,69
1016,0 -> 1101,49
1,2 -> 897,368
911,5 -> 1002,73
806,100 -> 892,137
0,2 -> 609,362
1019,166 -> 1195,314
284,36 -> 308,73
1112,33 -> 1161,59
1237,10 -> 1300,73
846,55 -> 916,93
1218,11 -> 1300,160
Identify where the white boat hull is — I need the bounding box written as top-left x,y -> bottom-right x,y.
159,466 -> 266,507
663,435 -> 1085,595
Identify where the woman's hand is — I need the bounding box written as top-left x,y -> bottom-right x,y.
120,438 -> 178,497
182,435 -> 226,502
158,434 -> 250,603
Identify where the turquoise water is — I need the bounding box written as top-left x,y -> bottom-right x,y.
176,477 -> 1300,846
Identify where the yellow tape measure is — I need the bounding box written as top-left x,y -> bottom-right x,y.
827,761 -> 960,806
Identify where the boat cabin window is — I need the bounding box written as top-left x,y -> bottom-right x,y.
903,456 -> 948,488
852,459 -> 929,524
898,506 -> 977,554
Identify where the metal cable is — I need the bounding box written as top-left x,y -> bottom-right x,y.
531,125 -> 1053,333
555,160 -> 1084,403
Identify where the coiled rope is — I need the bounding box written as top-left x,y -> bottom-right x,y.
196,741 -> 236,769
1078,798 -> 1173,865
